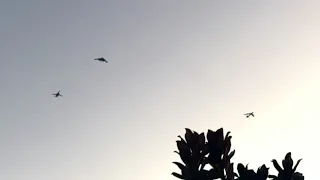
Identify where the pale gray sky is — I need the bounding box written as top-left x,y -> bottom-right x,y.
1,1 -> 319,179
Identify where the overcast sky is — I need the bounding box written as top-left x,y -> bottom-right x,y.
1,1 -> 320,179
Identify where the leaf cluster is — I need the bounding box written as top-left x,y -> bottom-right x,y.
172,128 -> 304,180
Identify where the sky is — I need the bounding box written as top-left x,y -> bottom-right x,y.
1,0 -> 320,179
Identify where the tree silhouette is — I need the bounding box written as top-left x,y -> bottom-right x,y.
172,128 -> 304,180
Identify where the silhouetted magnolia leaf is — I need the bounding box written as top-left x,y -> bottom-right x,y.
206,129 -> 215,143
207,128 -> 224,150
216,128 -> 224,146
257,164 -> 269,180
172,172 -> 185,179
199,133 -> 205,146
173,162 -> 186,171
176,141 -> 192,166
293,158 -> 302,173
207,128 -> 227,165
185,128 -> 193,146
225,135 -> 232,143
237,163 -> 245,176
271,159 -> 283,172
178,135 -> 187,144
292,172 -> 304,180
228,150 -> 235,160
194,131 -> 199,141
224,138 -> 232,155
176,141 -> 190,153
237,164 -> 258,180
226,162 -> 235,180
282,152 -> 293,172
225,131 -> 231,140
217,128 -> 224,137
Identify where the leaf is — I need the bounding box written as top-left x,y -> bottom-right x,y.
176,141 -> 190,153
173,162 -> 186,171
257,164 -> 269,179
226,163 -> 235,180
237,163 -> 245,176
178,135 -> 187,144
185,128 -> 194,146
216,128 -> 224,146
228,150 -> 235,160
176,141 -> 192,166
292,159 -> 302,173
193,131 -> 200,150
292,172 -> 304,180
199,133 -> 205,146
282,152 -> 293,172
172,172 -> 185,180
271,159 -> 283,172
194,131 -> 199,141
225,131 -> 231,140
224,137 -> 232,154
208,129 -> 225,157
206,129 -> 215,143
216,128 -> 224,136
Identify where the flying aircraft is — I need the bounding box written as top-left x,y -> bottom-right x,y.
52,90 -> 63,97
94,57 -> 108,63
244,112 -> 254,118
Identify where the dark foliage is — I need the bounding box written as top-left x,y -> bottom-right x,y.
172,128 -> 304,180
